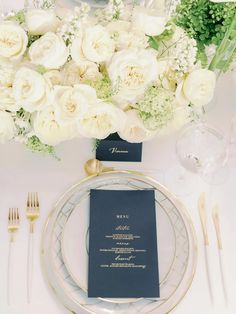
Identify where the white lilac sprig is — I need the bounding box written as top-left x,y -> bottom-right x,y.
57,3 -> 91,46
95,0 -> 126,23
13,109 -> 33,144
163,28 -> 197,74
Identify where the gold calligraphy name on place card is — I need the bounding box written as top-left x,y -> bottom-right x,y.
109,147 -> 129,154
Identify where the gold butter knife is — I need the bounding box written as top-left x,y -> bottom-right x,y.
198,192 -> 213,304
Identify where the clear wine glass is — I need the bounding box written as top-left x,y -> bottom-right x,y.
176,121 -> 229,185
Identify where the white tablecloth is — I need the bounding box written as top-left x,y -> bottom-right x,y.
0,2 -> 236,312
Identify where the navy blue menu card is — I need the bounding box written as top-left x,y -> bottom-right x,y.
88,189 -> 160,298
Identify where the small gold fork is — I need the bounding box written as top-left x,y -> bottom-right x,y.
26,192 -> 40,233
7,208 -> 20,305
26,192 -> 40,303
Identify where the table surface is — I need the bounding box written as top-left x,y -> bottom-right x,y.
0,2 -> 236,313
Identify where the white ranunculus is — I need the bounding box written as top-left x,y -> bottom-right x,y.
13,67 -> 49,112
107,48 -> 158,108
29,32 -> 69,69
44,70 -> 63,88
82,25 -> 115,63
132,6 -> 166,36
53,84 -> 97,124
77,101 -> 126,139
176,69 -> 216,107
118,110 -> 156,143
62,61 -> 101,85
0,22 -> 28,61
0,111 -> 15,143
25,9 -> 59,35
33,105 -> 77,146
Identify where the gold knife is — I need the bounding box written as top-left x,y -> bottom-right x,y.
198,192 -> 213,304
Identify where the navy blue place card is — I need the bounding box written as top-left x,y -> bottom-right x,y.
88,189 -> 159,298
96,133 -> 142,162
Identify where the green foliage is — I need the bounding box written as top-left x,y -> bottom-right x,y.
27,34 -> 41,47
33,0 -> 56,9
175,0 -> 236,48
148,23 -> 175,51
36,65 -> 47,75
93,139 -> 102,152
26,136 -> 59,159
6,10 -> 25,24
196,43 -> 208,68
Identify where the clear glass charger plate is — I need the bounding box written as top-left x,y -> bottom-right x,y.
41,171 -> 197,314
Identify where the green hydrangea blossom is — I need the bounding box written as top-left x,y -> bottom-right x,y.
137,86 -> 174,131
85,75 -> 113,102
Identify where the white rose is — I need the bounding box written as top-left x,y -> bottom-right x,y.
26,9 -> 59,35
107,21 -> 148,50
0,64 -> 20,112
0,22 -> 28,61
81,25 -> 115,63
13,67 -> 49,112
71,33 -> 86,65
33,105 -> 77,146
0,63 -> 15,87
158,106 -> 191,136
132,6 -> 166,36
44,70 -> 63,88
118,110 -> 156,143
0,87 -> 20,112
107,48 -> 158,108
176,69 -> 216,107
77,101 -> 126,139
53,84 -> 97,124
29,32 -> 69,69
0,111 -> 15,143
175,81 -> 189,106
62,61 -> 101,85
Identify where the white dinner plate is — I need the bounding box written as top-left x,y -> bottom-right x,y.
42,171 -> 197,314
61,184 -> 175,303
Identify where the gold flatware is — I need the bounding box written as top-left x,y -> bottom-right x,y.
212,205 -> 228,305
26,192 -> 40,303
198,193 -> 213,304
7,208 -> 20,305
84,159 -> 114,176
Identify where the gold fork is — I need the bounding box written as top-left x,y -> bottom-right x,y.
26,192 -> 40,303
7,208 -> 20,305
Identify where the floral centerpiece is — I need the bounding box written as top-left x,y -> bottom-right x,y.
0,0 -> 235,156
